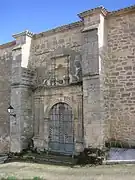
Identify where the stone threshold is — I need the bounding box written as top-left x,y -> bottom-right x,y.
103,160 -> 135,165
0,154 -> 8,164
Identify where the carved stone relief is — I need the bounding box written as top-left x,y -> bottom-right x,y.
73,55 -> 82,81
33,47 -> 82,88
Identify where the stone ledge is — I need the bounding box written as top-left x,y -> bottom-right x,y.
83,73 -> 99,79
103,160 -> 135,165
0,154 -> 8,164
82,24 -> 99,32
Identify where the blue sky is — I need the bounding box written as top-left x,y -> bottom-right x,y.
1,0 -> 135,44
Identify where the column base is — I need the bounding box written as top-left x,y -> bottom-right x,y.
33,136 -> 48,152
75,142 -> 84,153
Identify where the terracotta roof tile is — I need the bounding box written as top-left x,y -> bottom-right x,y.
0,41 -> 16,50
78,6 -> 108,18
78,4 -> 135,19
1,4 -> 135,43
108,4 -> 135,16
33,21 -> 83,39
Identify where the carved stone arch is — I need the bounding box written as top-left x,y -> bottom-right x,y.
48,101 -> 75,154
45,98 -> 74,119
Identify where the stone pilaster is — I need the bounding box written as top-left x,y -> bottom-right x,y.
39,96 -> 45,137
10,30 -> 33,152
79,8 -> 107,148
33,97 -> 40,136
74,94 -> 84,153
33,91 -> 46,151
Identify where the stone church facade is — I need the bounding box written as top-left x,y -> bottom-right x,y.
0,5 -> 135,154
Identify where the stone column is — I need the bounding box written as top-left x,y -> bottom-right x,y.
79,8 -> 107,148
10,30 -> 33,152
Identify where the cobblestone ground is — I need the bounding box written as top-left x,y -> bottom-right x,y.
0,162 -> 135,180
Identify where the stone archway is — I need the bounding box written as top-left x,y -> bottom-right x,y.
48,102 -> 74,155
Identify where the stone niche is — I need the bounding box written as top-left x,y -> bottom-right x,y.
46,54 -> 70,86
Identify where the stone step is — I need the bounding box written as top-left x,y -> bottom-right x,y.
0,155 -> 8,164
103,160 -> 135,165
22,153 -> 77,165
35,157 -> 75,165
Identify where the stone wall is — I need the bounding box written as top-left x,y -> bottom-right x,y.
0,45 -> 14,152
105,11 -> 135,145
29,22 -> 83,69
1,5 -> 135,153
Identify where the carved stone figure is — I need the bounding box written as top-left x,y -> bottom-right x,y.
73,55 -> 82,81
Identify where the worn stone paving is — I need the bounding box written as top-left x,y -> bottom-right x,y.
0,162 -> 135,180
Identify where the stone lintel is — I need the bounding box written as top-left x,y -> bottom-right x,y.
82,24 -> 99,32
83,73 -> 99,79
12,45 -> 22,51
11,83 -> 33,88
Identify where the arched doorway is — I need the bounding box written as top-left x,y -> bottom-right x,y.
48,102 -> 74,154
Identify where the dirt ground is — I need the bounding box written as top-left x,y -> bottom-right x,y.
0,162 -> 135,180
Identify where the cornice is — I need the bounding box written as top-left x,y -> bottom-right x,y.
12,30 -> 33,39
78,6 -> 108,19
